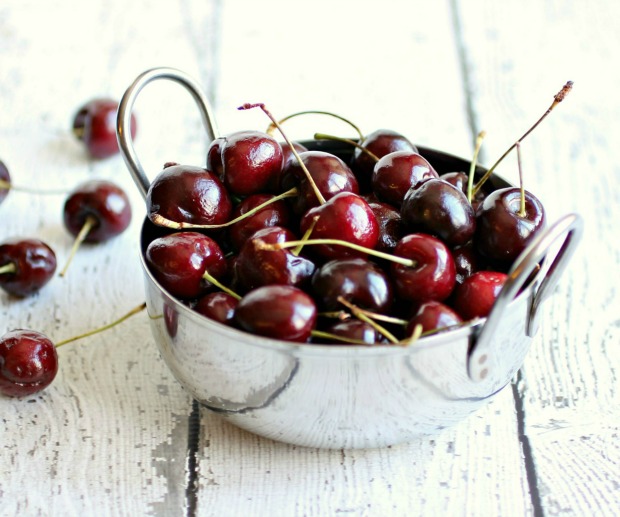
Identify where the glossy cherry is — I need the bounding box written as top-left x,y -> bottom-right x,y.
234,285 -> 317,342
218,130 -> 283,195
390,233 -> 456,304
299,192 -> 379,261
311,258 -> 393,312
452,241 -> 482,284
63,180 -> 132,242
72,98 -> 137,159
406,300 -> 462,334
475,187 -> 545,263
400,178 -> 476,247
145,231 -> 227,300
351,129 -> 418,191
372,150 -> 438,207
318,319 -> 389,345
194,291 -> 238,326
234,226 -> 315,292
0,330 -> 58,397
451,270 -> 508,320
147,163 -> 232,228
368,201 -> 404,254
0,238 -> 57,297
280,150 -> 359,216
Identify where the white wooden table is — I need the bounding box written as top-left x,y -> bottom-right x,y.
1,1 -> 618,515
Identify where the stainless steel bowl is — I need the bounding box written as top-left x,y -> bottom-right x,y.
117,67 -> 583,449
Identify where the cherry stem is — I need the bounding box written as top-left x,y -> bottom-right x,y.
264,110 -> 365,141
0,262 -> 17,275
310,329 -> 380,346
313,133 -> 380,162
467,130 -> 486,203
150,187 -> 298,229
238,103 -> 326,205
59,215 -> 97,278
400,323 -> 423,346
353,307 -> 408,326
516,142 -> 526,217
55,302 -> 147,348
257,238 -> 416,268
292,215 -> 319,256
472,80 -> 573,196
337,296 -> 399,344
202,270 -> 241,300
0,179 -> 68,195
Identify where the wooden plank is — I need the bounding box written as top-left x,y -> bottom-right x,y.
456,0 -> 620,514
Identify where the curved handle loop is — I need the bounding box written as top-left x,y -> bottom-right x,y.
116,67 -> 219,200
468,212 -> 583,382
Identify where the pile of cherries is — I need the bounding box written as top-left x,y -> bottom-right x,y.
142,99 -> 557,346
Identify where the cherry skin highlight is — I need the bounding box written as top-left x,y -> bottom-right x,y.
0,238 -> 57,297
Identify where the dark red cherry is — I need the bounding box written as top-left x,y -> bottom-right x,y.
299,192 -> 379,261
234,285 -> 317,342
452,241 -> 482,284
390,233 -> 456,304
400,178 -> 476,247
63,180 -> 132,242
227,193 -> 291,251
220,130 -> 283,195
372,150 -> 438,207
475,187 -> 545,263
311,258 -> 393,313
234,226 -> 315,292
145,231 -> 227,300
147,164 -> 232,227
0,160 -> 10,205
193,291 -> 238,326
280,141 -> 309,168
206,137 -> 225,178
0,329 -> 58,397
0,238 -> 57,297
406,300 -> 462,334
319,319 -> 389,345
368,201 -> 404,254
351,129 -> 418,191
451,270 -> 508,320
280,150 -> 359,216
72,98 -> 137,159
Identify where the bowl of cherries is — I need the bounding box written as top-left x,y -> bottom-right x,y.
116,67 -> 582,449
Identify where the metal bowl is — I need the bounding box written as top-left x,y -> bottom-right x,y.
117,67 -> 583,449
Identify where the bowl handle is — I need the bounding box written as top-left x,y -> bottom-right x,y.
468,212 -> 583,382
116,67 -> 219,200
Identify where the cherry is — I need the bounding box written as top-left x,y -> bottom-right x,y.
280,150 -> 359,216
317,319 -> 389,345
311,258 -> 393,313
400,178 -> 476,247
234,284 -> 317,342
299,191 -> 379,261
390,233 -> 456,304
147,163 -> 232,228
193,291 -> 238,326
227,193 -> 291,251
451,270 -> 508,320
235,226 -> 315,292
372,150 -> 438,207
368,201 -> 404,254
219,130 -> 283,195
206,136 -> 225,178
280,141 -> 309,168
0,238 -> 57,297
72,98 -> 137,159
452,241 -> 482,284
145,231 -> 227,300
0,330 -> 58,397
0,159 -> 10,205
406,300 -> 462,335
474,187 -> 545,263
351,129 -> 418,191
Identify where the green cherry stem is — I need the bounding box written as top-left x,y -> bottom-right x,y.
467,130 -> 486,203
400,323 -> 423,346
337,296 -> 400,344
265,110 -> 365,141
0,262 -> 17,275
55,302 -> 147,348
472,80 -> 573,197
202,270 -> 242,301
256,238 -> 416,268
238,103 -> 326,205
313,133 -> 380,162
59,215 -> 97,277
0,180 -> 68,195
516,142 -> 526,217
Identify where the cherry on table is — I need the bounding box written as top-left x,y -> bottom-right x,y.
0,330 -> 58,398
72,98 -> 137,159
0,238 -> 57,297
234,284 -> 317,342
